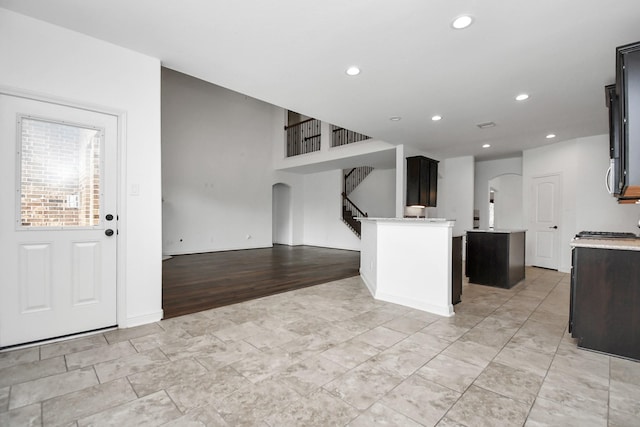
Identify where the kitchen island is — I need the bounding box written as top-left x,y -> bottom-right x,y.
570,237 -> 640,360
466,229 -> 526,289
358,218 -> 456,317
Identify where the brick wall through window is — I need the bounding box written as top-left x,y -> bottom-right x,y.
20,118 -> 101,228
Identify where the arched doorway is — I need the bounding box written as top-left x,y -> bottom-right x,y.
487,173 -> 523,229
272,183 -> 292,245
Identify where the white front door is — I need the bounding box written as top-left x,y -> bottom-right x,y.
530,174 -> 561,270
0,94 -> 118,347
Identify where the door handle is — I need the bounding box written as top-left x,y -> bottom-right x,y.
549,226 -> 558,229
105,229 -> 114,236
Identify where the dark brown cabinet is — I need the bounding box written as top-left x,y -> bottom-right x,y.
406,156 -> 438,207
570,246 -> 640,360
452,235 -> 462,304
611,41 -> 640,200
466,230 -> 525,289
606,84 -> 624,196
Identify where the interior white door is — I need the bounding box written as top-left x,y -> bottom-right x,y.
531,174 -> 561,269
0,94 -> 118,347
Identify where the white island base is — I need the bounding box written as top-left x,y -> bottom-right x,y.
358,218 -> 455,317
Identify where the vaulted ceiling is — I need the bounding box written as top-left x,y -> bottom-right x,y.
2,0 -> 640,160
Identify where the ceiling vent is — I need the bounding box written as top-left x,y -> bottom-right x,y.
476,121 -> 496,129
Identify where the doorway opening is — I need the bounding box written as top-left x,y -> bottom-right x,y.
272,183 -> 292,245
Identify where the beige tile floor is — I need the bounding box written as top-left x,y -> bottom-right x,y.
1,267 -> 639,426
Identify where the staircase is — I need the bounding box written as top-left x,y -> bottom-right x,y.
341,166 -> 373,237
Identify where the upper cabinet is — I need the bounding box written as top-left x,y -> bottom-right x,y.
605,84 -> 624,196
406,155 -> 438,207
610,42 -> 640,202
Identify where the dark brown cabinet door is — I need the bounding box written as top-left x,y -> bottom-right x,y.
466,231 -> 525,289
452,236 -> 462,304
616,42 -> 640,198
571,247 -> 640,360
406,156 -> 438,207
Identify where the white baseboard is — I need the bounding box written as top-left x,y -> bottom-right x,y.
375,291 -> 454,318
125,310 -> 164,328
359,270 -> 376,297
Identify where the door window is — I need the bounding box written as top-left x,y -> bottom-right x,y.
18,116 -> 103,229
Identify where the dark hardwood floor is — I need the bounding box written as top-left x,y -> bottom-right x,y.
162,245 -> 361,319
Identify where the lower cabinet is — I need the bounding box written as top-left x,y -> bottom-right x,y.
466,231 -> 525,289
571,247 -> 640,360
452,235 -> 462,305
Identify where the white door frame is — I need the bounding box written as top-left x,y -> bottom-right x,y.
0,86 -> 129,332
529,173 -> 562,270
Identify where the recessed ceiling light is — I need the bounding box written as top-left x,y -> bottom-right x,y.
345,66 -> 361,76
431,115 -> 442,121
389,116 -> 402,121
546,134 -> 556,139
452,15 -> 474,30
515,94 -> 529,101
482,144 -> 491,148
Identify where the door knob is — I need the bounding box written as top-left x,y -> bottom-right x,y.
105,229 -> 114,236
549,225 -> 558,229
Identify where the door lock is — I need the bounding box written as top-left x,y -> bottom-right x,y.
105,229 -> 114,236
106,214 -> 114,221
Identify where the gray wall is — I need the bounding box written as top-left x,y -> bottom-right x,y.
161,68 -> 282,254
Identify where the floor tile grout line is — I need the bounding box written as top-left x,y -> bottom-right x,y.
439,275 -> 565,425
0,270 -> 628,426
521,279 -> 571,424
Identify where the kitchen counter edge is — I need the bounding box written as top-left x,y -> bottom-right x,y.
570,238 -> 640,251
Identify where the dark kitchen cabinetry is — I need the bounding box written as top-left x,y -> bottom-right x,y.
609,42 -> 640,201
466,230 -> 525,289
570,246 -> 640,360
452,235 -> 462,304
605,84 -> 624,196
406,156 -> 438,207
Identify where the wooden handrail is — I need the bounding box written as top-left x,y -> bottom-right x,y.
284,117 -> 315,130
344,168 -> 356,180
341,192 -> 368,218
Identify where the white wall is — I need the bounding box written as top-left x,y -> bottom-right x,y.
162,68 -> 282,254
303,170 -> 362,250
475,157 -> 523,230
0,9 -> 163,326
575,135 -> 640,232
438,156 -> 475,237
349,169 -> 396,218
523,134 -> 640,272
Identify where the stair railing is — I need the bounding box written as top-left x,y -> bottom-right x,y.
331,125 -> 370,147
341,192 -> 367,237
344,166 -> 374,196
342,192 -> 368,218
285,118 -> 321,157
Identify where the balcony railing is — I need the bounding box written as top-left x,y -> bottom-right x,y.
285,118 -> 321,157
331,125 -> 370,147
284,113 -> 372,157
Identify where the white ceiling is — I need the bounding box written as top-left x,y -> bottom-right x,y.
2,0 -> 640,160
